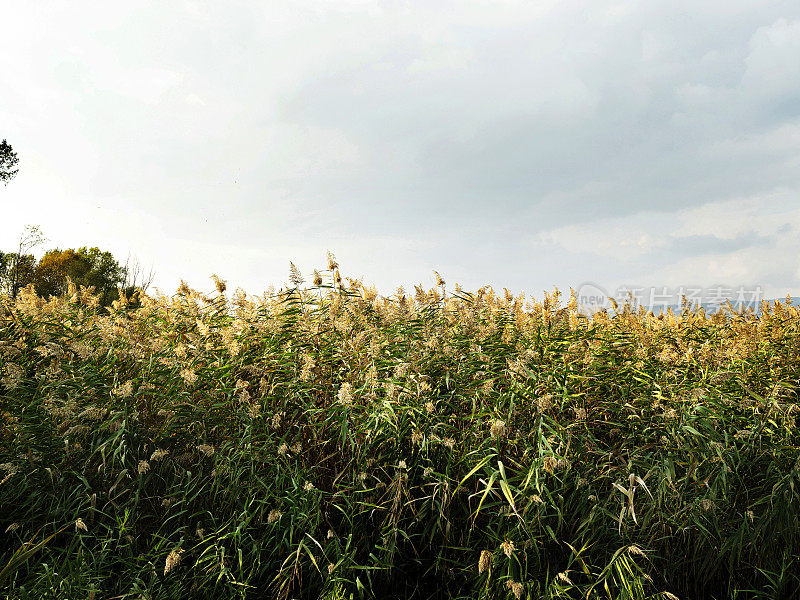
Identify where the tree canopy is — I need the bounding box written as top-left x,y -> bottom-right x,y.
1,227 -> 153,306
0,139 -> 19,185
31,247 -> 127,305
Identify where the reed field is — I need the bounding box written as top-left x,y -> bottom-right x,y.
1,262 -> 799,599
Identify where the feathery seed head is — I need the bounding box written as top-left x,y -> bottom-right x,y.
288,262 -> 304,287
114,380 -> 133,398
506,580 -> 524,599
489,419 -> 507,440
164,548 -> 183,575
196,444 -> 215,457
151,448 -> 169,461
628,544 -> 646,557
211,274 -> 227,294
478,549 -> 493,574
180,368 -> 197,385
337,382 -> 353,405
327,251 -> 338,271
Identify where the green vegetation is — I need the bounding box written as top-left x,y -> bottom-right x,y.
0,140 -> 19,186
1,226 -> 152,306
1,263 -> 799,599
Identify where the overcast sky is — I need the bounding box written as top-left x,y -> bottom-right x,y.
2,1 -> 799,301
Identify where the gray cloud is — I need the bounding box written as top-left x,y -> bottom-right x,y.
1,1 -> 799,297
666,234 -> 776,257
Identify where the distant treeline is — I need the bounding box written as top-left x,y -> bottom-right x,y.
0,225 -> 152,307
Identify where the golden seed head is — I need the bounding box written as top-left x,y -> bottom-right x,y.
150,448 -> 169,461
327,251 -> 338,271
164,548 -> 183,575
506,580 -> 524,599
489,419 -> 507,440
700,499 -> 716,512
536,394 -> 553,413
114,380 -> 133,398
288,262 -> 304,287
627,544 -> 646,557
478,549 -> 493,574
337,382 -> 353,405
196,444 -> 215,457
211,274 -> 227,294
272,412 -> 284,430
180,368 -> 197,385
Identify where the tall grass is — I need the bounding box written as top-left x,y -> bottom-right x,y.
1,267 -> 799,599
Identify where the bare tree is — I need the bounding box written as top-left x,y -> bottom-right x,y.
5,225 -> 48,299
121,253 -> 155,298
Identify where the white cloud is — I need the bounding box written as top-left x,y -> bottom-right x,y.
742,18 -> 800,101
1,1 -> 799,298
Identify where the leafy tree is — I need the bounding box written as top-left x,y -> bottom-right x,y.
0,139 -> 19,185
75,246 -> 127,306
34,249 -> 91,298
32,246 -> 126,306
1,253 -> 37,298
2,225 -> 154,306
